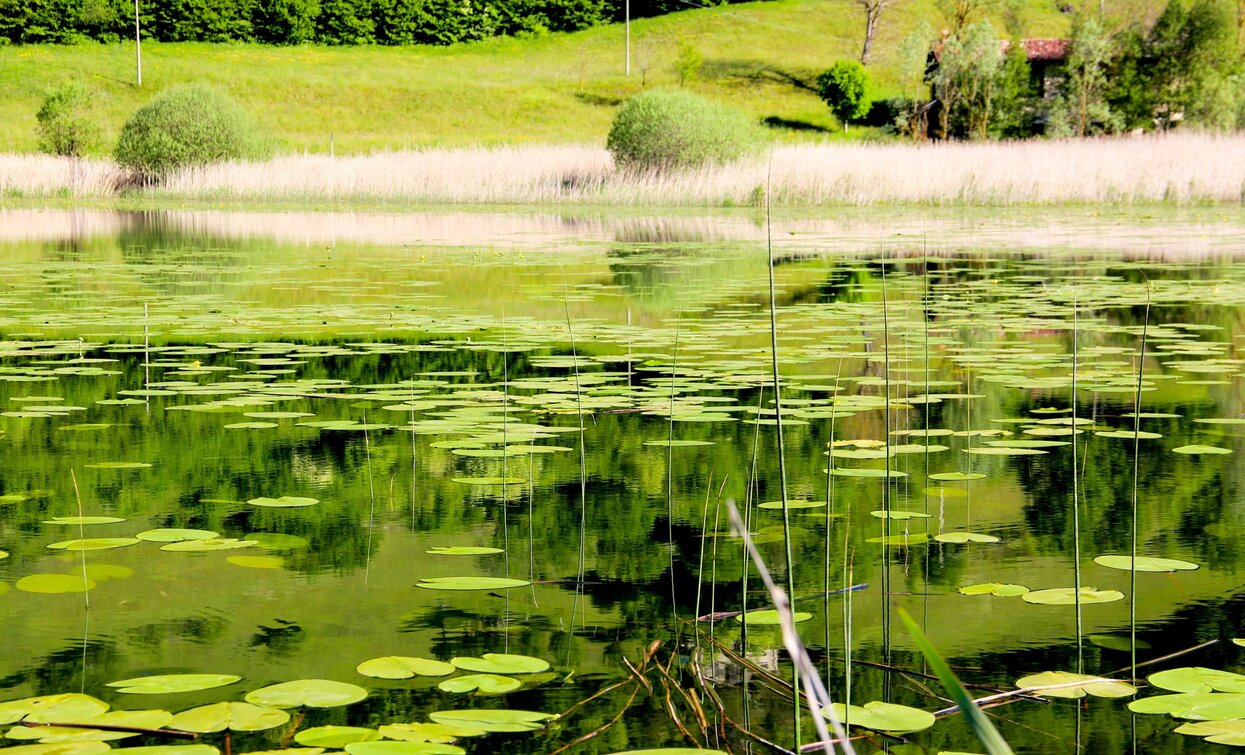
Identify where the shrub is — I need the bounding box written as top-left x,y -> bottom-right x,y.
606,89 -> 763,172
115,84 -> 271,180
36,81 -> 101,157
816,60 -> 871,130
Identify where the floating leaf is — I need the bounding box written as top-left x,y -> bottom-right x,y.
426,547 -> 504,556
227,556 -> 283,569
1173,445 -> 1232,455
416,577 -> 530,591
964,447 -> 1047,456
870,509 -> 930,520
824,701 -> 935,733
1149,667 -> 1245,694
247,496 -> 319,508
928,472 -> 986,481
44,517 -> 126,526
959,583 -> 1029,597
1015,671 -> 1136,699
735,610 -> 812,625
169,702 -> 289,733
0,694 -> 109,725
161,539 -> 257,552
107,674 -> 242,695
450,654 -> 550,675
47,538 -> 140,551
136,529 -> 220,543
356,656 -> 455,679
936,532 -> 1001,543
1022,587 -> 1125,605
0,744 -> 112,755
345,742 -> 463,755
293,727 -> 381,748
71,564 -> 133,581
1175,719 -> 1245,746
1093,555 -> 1199,572
827,468 -> 908,478
244,679 -> 367,708
16,574 -> 96,594
83,462 -> 152,470
377,723 -> 486,742
428,709 -> 554,733
437,674 -> 521,695
758,499 -> 824,510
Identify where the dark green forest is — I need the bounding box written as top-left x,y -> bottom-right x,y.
0,0 -> 746,46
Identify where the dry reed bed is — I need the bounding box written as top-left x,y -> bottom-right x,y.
3,133 -> 1244,205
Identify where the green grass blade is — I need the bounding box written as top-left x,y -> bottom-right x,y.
897,608 -> 1014,755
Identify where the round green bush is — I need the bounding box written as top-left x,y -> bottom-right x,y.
115,84 -> 271,180
607,89 -> 764,172
37,81 -> 102,158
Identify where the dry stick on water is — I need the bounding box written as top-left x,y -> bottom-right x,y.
562,270 -> 589,618
824,345 -> 847,690
726,499 -> 853,755
70,467 -> 89,693
667,314 -> 683,627
693,469 -> 715,658
1070,290 -> 1083,673
765,157 -> 801,751
739,383 -> 766,648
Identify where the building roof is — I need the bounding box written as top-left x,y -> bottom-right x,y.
932,37 -> 1070,63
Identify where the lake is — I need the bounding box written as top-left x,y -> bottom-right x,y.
4,206 -> 1245,754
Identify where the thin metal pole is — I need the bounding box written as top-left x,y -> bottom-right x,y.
625,0 -> 631,75
134,0 -> 142,86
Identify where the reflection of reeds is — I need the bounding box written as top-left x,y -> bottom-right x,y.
6,133 -> 1245,204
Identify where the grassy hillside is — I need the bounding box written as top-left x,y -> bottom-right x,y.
0,0 -> 1103,155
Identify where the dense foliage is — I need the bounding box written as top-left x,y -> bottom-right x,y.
36,80 -> 101,157
0,0 -> 757,45
606,89 -> 763,172
817,60 -> 872,129
115,84 -> 271,179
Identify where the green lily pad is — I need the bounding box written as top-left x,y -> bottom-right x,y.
758,499 -> 824,510
866,533 -> 931,545
437,674 -> 522,695
936,532 -> 1001,543
1149,667 -> 1245,694
1128,692 -> 1224,715
824,701 -> 935,733
71,564 -> 133,581
450,654 -> 550,675
927,472 -> 986,481
416,577 -> 530,591
224,422 -> 279,430
247,496 -> 319,508
0,694 -> 109,725
1173,445 -> 1232,455
964,447 -> 1047,455
44,517 -> 126,526
227,556 -> 284,569
47,538 -> 140,551
642,440 -> 715,447
345,743 -> 463,755
161,539 -> 258,552
106,674 -> 242,695
109,747 -> 219,755
135,529 -> 220,543
735,610 -> 812,625
426,547 -> 504,556
428,709 -> 554,733
870,509 -> 930,520
16,574 -> 96,594
293,727 -> 381,748
959,583 -> 1029,597
377,723 -> 487,742
244,679 -> 368,708
1022,587 -> 1125,605
1015,671 -> 1136,698
1175,719 -> 1245,746
356,656 -> 456,679
827,468 -> 908,478
1095,430 -> 1163,439
169,702 -> 290,733
1093,555 -> 1199,572
0,744 -> 113,755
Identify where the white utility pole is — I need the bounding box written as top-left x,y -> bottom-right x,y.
625,0 -> 631,75
134,0 -> 142,86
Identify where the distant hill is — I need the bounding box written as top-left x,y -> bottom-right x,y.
0,0 -> 1157,154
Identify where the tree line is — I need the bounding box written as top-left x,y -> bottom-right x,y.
0,0 -> 752,45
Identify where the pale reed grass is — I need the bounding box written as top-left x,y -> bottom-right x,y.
3,133 -> 1244,206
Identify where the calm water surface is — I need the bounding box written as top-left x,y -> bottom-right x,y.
4,208 -> 1245,754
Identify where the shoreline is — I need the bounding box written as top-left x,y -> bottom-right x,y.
3,134 -> 1243,209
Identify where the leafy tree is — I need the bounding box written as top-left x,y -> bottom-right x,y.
115,84 -> 272,180
991,38 -> 1035,137
315,0 -> 374,43
607,89 -> 764,172
817,60 -> 872,130
36,81 -> 102,158
893,21 -> 935,139
1062,15 -> 1118,135
930,20 -> 1001,138
674,40 -> 703,86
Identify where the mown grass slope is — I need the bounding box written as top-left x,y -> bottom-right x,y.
0,0 -> 1121,154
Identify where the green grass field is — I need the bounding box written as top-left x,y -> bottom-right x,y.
0,0 -> 1103,155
